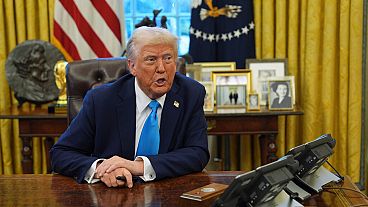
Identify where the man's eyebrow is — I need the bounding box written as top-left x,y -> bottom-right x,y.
143,55 -> 157,59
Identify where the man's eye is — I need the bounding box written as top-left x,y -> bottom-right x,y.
163,55 -> 173,63
145,57 -> 156,63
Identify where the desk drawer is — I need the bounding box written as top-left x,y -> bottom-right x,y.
206,116 -> 278,135
19,119 -> 67,137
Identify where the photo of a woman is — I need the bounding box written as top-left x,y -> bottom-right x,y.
269,81 -> 293,110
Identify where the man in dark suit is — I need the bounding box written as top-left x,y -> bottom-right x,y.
50,27 -> 209,188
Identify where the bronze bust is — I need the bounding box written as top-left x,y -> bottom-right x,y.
5,40 -> 65,106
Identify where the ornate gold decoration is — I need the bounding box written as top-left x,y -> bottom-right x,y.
200,0 -> 242,21
54,60 -> 68,105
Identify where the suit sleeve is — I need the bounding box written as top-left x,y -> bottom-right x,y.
148,85 -> 210,179
50,91 -> 98,183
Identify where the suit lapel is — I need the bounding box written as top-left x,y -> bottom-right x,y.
159,81 -> 183,153
116,77 -> 136,160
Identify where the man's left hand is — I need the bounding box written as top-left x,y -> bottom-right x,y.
95,156 -> 143,178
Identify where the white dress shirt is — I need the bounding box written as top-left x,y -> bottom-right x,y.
84,78 -> 166,183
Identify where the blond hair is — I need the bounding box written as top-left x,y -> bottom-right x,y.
126,26 -> 178,59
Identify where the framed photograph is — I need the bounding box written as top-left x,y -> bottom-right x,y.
186,64 -> 202,81
247,93 -> 260,111
194,62 -> 236,82
268,80 -> 294,110
267,76 -> 296,105
245,59 -> 287,106
212,70 -> 251,113
200,81 -> 214,112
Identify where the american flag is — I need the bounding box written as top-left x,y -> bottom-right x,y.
53,0 -> 124,61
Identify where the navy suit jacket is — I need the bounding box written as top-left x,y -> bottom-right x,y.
50,73 -> 210,183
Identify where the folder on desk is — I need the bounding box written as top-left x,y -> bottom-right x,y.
180,183 -> 228,201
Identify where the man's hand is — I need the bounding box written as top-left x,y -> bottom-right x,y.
100,167 -> 133,188
95,156 -> 144,178
95,156 -> 127,178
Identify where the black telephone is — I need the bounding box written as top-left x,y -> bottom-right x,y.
213,155 -> 299,207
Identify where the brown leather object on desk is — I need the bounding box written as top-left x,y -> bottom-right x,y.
0,172 -> 366,207
180,183 -> 229,201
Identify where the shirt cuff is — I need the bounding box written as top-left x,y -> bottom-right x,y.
136,156 -> 156,181
84,158 -> 105,184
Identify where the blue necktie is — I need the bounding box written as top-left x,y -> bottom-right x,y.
136,100 -> 160,156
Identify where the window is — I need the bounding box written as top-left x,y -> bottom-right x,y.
124,0 -> 191,55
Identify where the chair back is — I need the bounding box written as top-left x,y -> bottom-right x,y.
66,57 -> 129,124
66,57 -> 186,124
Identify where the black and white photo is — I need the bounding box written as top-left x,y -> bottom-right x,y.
245,59 -> 287,105
268,80 -> 293,110
247,93 -> 260,111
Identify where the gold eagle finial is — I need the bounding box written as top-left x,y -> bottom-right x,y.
200,0 -> 242,21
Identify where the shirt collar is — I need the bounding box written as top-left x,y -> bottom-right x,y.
135,78 -> 166,113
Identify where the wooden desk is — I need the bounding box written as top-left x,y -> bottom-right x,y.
0,172 -> 366,206
206,109 -> 302,169
0,106 -> 302,173
0,107 -> 67,173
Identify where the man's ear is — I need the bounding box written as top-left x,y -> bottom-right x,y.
127,59 -> 137,76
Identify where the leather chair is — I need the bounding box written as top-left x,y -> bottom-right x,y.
66,57 -> 186,124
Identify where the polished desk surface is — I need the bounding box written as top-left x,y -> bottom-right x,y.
0,172 -> 366,207
0,172 -> 238,207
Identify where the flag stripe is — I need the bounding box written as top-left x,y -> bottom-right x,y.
106,0 -> 123,20
54,21 -> 81,60
53,0 -> 124,60
73,0 -> 122,57
59,0 -> 112,57
90,0 -> 121,43
54,0 -> 97,59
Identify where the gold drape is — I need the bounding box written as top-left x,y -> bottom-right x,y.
245,0 -> 362,182
0,0 -> 55,174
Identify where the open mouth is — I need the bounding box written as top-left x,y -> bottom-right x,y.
155,78 -> 167,86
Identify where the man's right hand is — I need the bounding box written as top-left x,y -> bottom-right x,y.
95,156 -> 144,178
98,167 -> 134,188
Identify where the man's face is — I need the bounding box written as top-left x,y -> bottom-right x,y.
128,44 -> 176,99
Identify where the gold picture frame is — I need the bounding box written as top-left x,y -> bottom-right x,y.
212,70 -> 251,113
200,81 -> 214,112
186,64 -> 202,81
247,93 -> 261,111
194,62 -> 236,82
268,79 -> 294,111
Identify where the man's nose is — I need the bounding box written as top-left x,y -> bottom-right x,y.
156,59 -> 166,73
